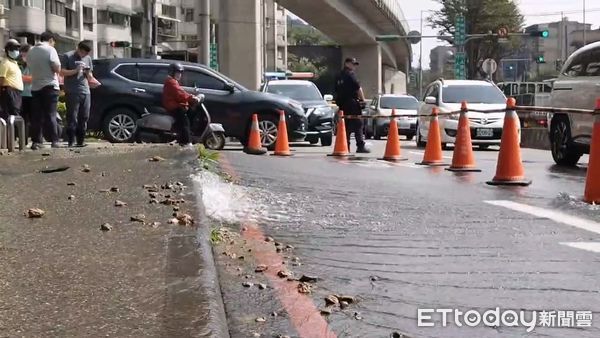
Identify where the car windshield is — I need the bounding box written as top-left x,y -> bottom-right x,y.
442,85 -> 506,104
379,97 -> 419,109
266,83 -> 322,101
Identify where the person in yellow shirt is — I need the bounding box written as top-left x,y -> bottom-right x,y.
0,39 -> 24,120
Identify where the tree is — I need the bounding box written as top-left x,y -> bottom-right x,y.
429,0 -> 524,79
288,26 -> 334,46
287,53 -> 327,77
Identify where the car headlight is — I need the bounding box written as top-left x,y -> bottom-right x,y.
312,107 -> 331,116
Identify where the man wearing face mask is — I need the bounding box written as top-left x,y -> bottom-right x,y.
162,63 -> 199,147
0,39 -> 24,120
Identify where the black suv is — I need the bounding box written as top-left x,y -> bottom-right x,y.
89,59 -> 307,147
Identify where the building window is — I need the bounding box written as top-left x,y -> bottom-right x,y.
98,10 -> 130,27
161,4 -> 176,19
184,8 -> 194,22
182,34 -> 198,47
83,6 -> 93,31
46,0 -> 65,17
13,0 -> 43,8
65,8 -> 77,29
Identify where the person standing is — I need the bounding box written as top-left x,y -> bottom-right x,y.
19,43 -> 32,144
0,39 -> 24,120
60,41 -> 100,147
28,31 -> 61,150
334,57 -> 370,153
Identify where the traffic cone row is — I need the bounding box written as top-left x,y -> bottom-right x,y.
417,107 -> 447,166
379,109 -> 407,162
328,110 -> 351,157
243,114 -> 268,155
446,101 -> 480,172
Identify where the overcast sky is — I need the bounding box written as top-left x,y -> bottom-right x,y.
398,0 -> 600,68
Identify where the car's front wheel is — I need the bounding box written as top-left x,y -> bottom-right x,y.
103,108 -> 138,143
321,132 -> 333,147
551,116 -> 582,166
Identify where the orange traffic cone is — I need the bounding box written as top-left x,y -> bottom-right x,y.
447,101 -> 481,172
272,110 -> 292,156
486,98 -> 531,186
417,107 -> 447,166
379,109 -> 407,162
328,110 -> 351,157
584,99 -> 600,204
244,114 -> 268,155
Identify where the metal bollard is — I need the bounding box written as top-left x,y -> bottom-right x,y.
7,115 -> 26,152
0,118 -> 6,149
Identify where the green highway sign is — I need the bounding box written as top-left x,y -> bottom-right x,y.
210,43 -> 218,70
454,52 -> 466,80
454,15 -> 466,46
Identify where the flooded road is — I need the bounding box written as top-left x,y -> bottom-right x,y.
199,140 -> 600,338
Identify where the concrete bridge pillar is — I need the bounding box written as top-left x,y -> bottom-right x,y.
341,44 -> 381,99
383,66 -> 407,95
218,0 -> 261,90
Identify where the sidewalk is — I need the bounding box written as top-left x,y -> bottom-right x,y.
0,144 -> 228,337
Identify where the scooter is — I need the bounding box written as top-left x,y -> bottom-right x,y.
134,94 -> 226,150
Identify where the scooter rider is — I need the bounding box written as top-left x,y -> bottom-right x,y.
162,63 -> 199,147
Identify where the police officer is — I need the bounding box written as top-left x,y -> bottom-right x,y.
335,57 -> 370,153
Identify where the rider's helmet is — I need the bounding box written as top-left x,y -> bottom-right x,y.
168,63 -> 184,76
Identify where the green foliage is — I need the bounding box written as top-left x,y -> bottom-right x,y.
57,102 -> 67,121
429,0 -> 524,79
197,144 -> 220,172
210,228 -> 222,244
287,25 -> 334,46
287,53 -> 327,78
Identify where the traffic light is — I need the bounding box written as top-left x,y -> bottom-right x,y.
110,41 -> 131,48
535,55 -> 546,64
530,30 -> 549,38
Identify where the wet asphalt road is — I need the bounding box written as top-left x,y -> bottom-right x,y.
213,138 -> 600,338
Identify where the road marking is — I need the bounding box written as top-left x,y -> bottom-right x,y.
485,200 -> 600,235
560,242 -> 600,253
410,151 -> 453,159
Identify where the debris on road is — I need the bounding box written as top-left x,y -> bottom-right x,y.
40,165 -> 70,173
255,265 -> 268,273
258,283 -> 267,290
114,200 -> 127,207
68,195 -> 75,200
67,182 -> 77,186
110,187 -> 120,192
100,223 -> 113,231
297,282 -> 312,294
149,192 -> 158,199
265,236 -> 274,242
299,275 -> 319,283
176,213 -> 194,226
354,312 -> 363,320
242,282 -> 254,288
149,199 -> 158,204
277,270 -> 292,278
81,164 -> 91,172
149,156 -> 165,162
167,218 -> 179,225
320,307 -> 332,316
149,222 -> 161,228
161,198 -> 186,205
26,208 -> 45,218
143,184 -> 159,192
325,295 -> 339,306
130,214 -> 146,223
338,295 -> 356,304
340,301 -> 349,309
255,317 -> 266,323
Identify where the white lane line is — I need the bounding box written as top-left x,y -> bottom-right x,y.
484,200 -> 600,236
410,151 -> 453,159
560,242 -> 600,253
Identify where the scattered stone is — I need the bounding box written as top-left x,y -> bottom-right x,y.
143,184 -> 159,191
265,236 -> 274,242
252,333 -> 260,338
297,282 -> 312,294
292,262 -> 302,267
340,301 -> 349,310
81,164 -> 91,172
67,182 -> 76,186
149,156 -> 165,162
100,223 -> 112,231
258,283 -> 267,290
244,275 -> 252,279
168,218 -> 179,225
354,312 -> 362,320
161,183 -> 174,190
238,256 -> 245,260
274,242 -> 282,247
299,275 -> 319,283
161,198 -> 185,205
110,187 -> 119,192
338,295 -> 355,304
114,200 -> 127,207
242,226 -> 248,231
276,248 -> 282,253
150,222 -> 161,228
26,208 -> 45,218
391,332 -> 404,338
68,195 -> 75,200
99,189 -> 110,193
242,282 -> 254,288
277,336 -> 291,338
285,244 -> 294,250
370,276 -> 379,282
149,192 -> 158,199
101,172 -> 107,177
324,295 -> 339,306
271,312 -> 278,317
291,257 -> 300,263
130,214 -> 146,223
255,317 -> 266,323
175,181 -> 184,186
277,270 -> 292,278
320,308 -> 332,316
173,206 -> 180,212
149,199 -> 158,204
255,265 -> 268,273
176,213 -> 194,226
41,152 -> 51,157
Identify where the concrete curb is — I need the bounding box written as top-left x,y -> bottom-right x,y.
184,153 -> 231,338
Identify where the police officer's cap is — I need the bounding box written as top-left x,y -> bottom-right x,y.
344,57 -> 359,65
5,39 -> 21,50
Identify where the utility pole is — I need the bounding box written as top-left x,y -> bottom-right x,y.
419,10 -> 424,99
583,0 -> 587,46
197,0 -> 210,65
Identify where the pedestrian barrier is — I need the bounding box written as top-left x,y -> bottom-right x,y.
379,109 -> 407,162
328,110 -> 351,157
416,107 -> 447,166
273,110 -> 292,156
446,101 -> 481,172
7,115 -> 25,152
244,114 -> 267,155
486,98 -> 531,186
584,99 -> 600,204
0,118 -> 7,150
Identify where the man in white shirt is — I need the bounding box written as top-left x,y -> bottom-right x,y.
27,31 -> 61,150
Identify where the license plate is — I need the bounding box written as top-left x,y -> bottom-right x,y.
476,128 -> 493,137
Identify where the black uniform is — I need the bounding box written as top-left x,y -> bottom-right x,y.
335,67 -> 365,149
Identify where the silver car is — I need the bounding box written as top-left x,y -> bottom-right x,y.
549,41 -> 600,166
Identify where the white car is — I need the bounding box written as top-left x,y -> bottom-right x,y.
417,79 -> 518,150
364,94 -> 419,140
549,41 -> 600,166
